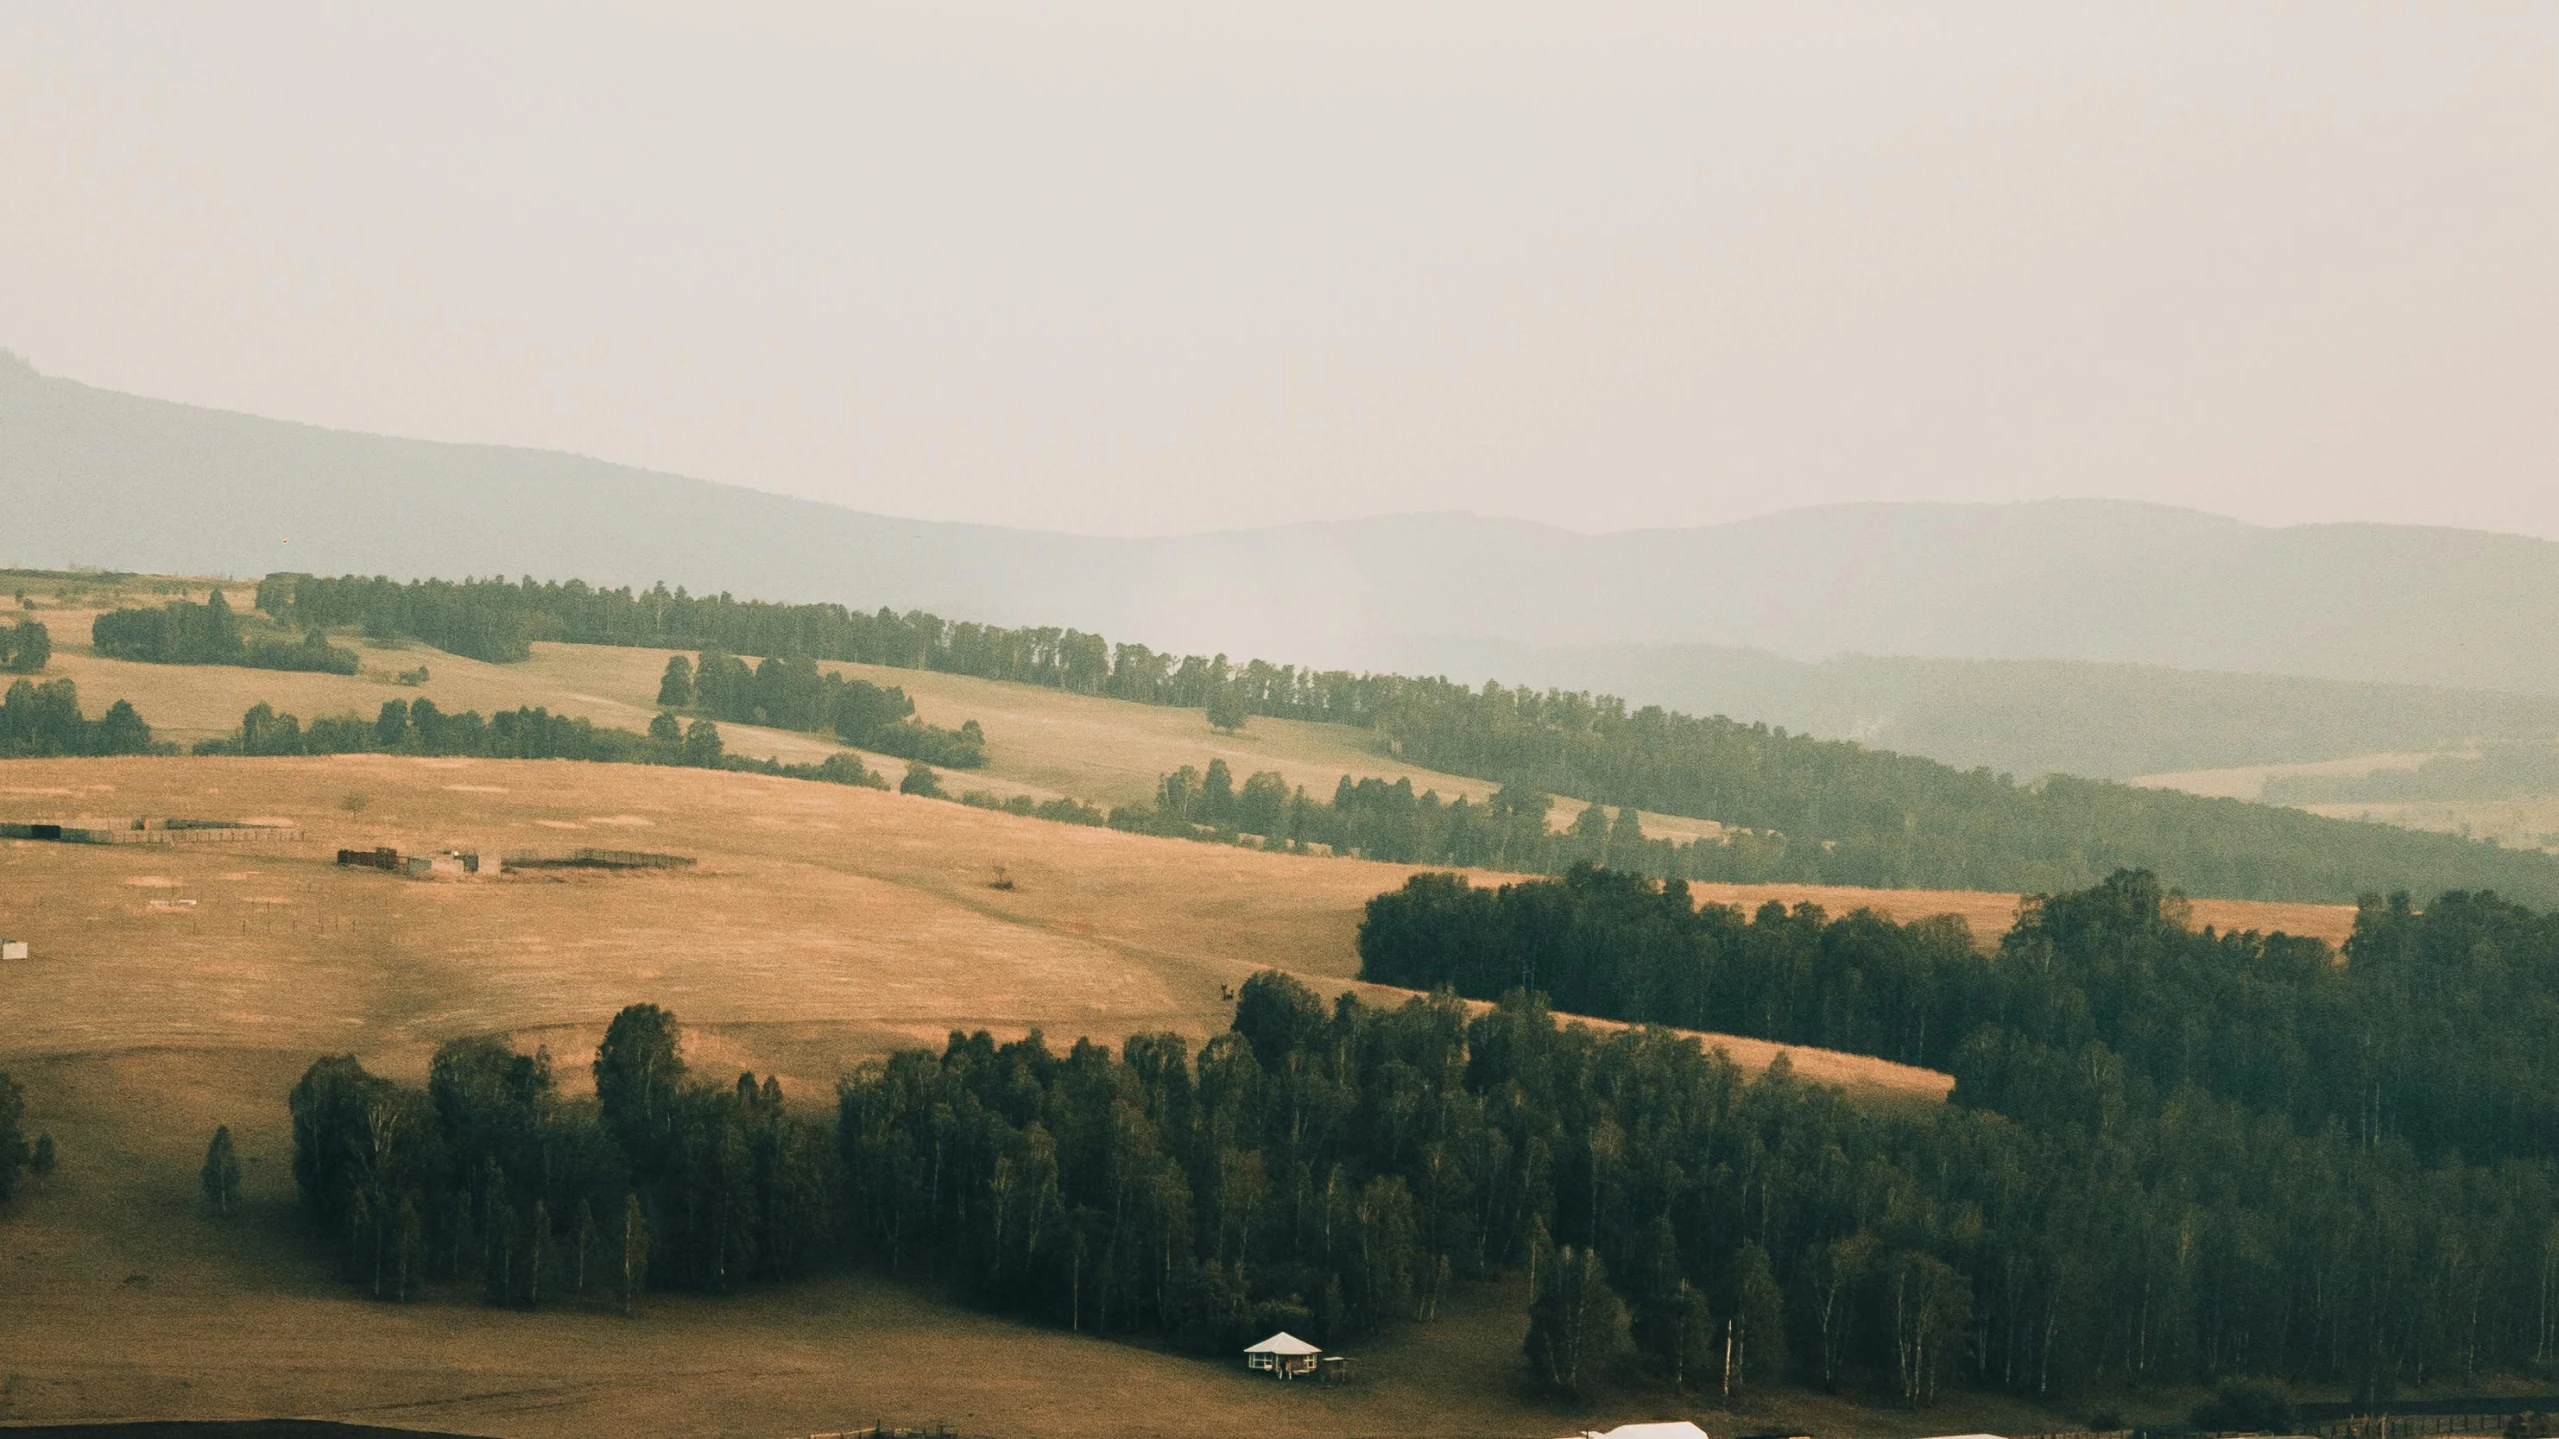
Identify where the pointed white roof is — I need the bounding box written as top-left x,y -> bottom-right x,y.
1244,1331 -> 1322,1356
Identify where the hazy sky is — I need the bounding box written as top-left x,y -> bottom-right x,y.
4,4 -> 2554,538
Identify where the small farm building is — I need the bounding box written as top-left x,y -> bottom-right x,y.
1,939 -> 26,961
1244,1332 -> 1322,1378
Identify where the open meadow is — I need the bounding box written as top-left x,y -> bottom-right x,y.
0,754 -> 2352,1437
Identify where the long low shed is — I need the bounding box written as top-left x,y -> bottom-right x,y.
3,818 -> 303,845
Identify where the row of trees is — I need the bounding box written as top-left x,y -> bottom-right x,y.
289,1007 -> 831,1307
658,653 -> 986,768
0,617 -> 47,672
0,678 -> 159,757
189,696 -> 881,791
93,590 -> 359,674
246,569 -> 2559,904
188,697 -> 888,791
1106,759 -> 1648,876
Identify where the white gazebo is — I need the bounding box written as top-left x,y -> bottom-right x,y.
1244,1331 -> 1323,1379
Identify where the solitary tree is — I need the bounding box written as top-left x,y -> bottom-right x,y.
200,1125 -> 242,1216
899,763 -> 946,799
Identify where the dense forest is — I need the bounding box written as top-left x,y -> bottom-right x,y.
93,589 -> 360,674
0,678 -> 160,757
1353,867 -> 2559,1396
291,873 -> 2559,1406
189,698 -> 886,790
250,571 -> 2559,905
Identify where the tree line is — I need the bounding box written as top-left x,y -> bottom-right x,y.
255,572 -> 1397,723
251,569 -> 2559,907
0,678 -> 159,757
656,652 -> 985,769
190,697 -> 885,790
94,589 -> 360,674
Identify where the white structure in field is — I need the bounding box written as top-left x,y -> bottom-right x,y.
0,938 -> 25,961
1244,1331 -> 1322,1378
1566,1425 -> 1712,1439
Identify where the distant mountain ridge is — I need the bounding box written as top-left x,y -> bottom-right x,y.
8,352 -> 2558,698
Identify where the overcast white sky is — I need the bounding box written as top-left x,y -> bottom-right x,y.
3,4 -> 2554,539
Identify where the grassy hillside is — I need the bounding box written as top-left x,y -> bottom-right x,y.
0,755 -> 2061,1438
27,565 -> 2546,904
20,586 -> 1721,841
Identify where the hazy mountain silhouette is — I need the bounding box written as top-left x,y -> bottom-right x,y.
10,353 -> 2557,703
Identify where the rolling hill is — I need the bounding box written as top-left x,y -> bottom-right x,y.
11,351 -> 2559,709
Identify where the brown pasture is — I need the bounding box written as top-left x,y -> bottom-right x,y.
0,753 -> 1975,1438
0,754 -> 2362,1437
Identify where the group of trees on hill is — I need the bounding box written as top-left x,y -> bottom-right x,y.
284,872 -> 2559,1408
188,697 -> 887,790
94,589 -> 359,674
1106,758 -> 1644,874
1353,866 -> 2559,1399
249,569 -> 2559,907
290,1007 -> 831,1307
657,652 -> 985,769
0,617 -> 48,672
0,678 -> 159,757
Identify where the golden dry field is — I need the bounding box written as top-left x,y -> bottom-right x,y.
0,753 -> 2018,1439
0,585 -> 2359,1437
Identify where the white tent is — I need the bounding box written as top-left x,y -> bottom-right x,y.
1244,1331 -> 1323,1376
1569,1424 -> 1712,1439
